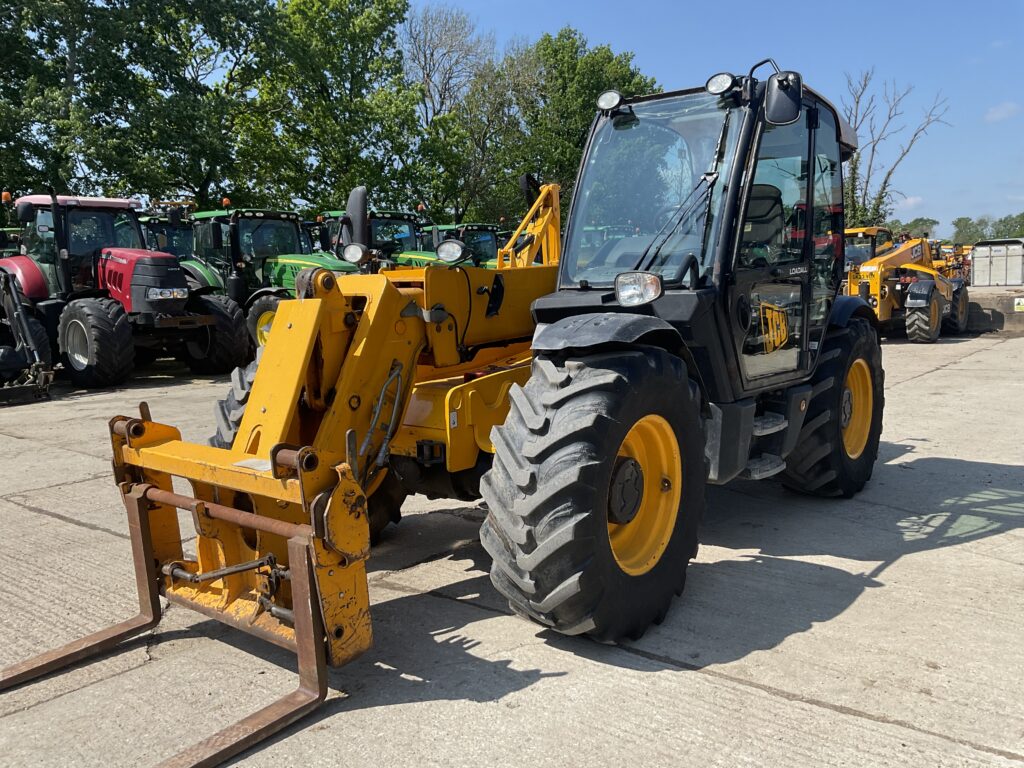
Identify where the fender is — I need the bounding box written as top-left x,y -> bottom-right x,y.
244,286 -> 293,311
532,312 -> 707,402
0,256 -> 50,300
904,278 -> 936,308
180,258 -> 225,291
828,295 -> 876,328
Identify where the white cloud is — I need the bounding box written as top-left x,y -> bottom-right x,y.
897,196 -> 923,211
985,101 -> 1021,123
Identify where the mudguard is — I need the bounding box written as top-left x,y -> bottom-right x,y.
0,256 -> 49,300
244,286 -> 293,310
180,259 -> 225,291
532,312 -> 707,402
532,312 -> 684,354
904,279 -> 936,308
829,295 -> 876,327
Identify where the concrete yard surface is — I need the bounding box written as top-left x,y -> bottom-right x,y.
1,334 -> 1022,766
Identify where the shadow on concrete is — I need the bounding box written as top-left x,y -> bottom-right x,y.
46,359 -> 232,401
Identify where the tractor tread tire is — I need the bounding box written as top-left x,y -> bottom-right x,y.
782,317 -> 884,498
942,288 -> 969,334
481,348 -> 705,643
58,298 -> 134,388
184,294 -> 249,374
246,294 -> 284,347
906,295 -> 941,343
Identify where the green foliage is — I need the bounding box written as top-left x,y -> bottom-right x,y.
950,212 -> 1024,244
885,216 -> 939,238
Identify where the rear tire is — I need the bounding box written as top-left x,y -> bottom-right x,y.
246,294 -> 283,347
208,351 -> 404,543
782,317 -> 883,498
183,294 -> 249,374
57,298 -> 133,387
942,287 -> 969,334
906,293 -> 941,343
481,348 -> 705,643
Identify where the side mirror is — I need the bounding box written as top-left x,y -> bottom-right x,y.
16,201 -> 34,223
432,225 -> 440,249
764,71 -> 803,126
169,208 -> 182,226
343,186 -> 369,247
520,173 -> 542,208
318,227 -> 331,252
210,223 -> 223,250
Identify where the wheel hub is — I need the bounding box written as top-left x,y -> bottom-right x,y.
841,387 -> 854,428
608,456 -> 644,525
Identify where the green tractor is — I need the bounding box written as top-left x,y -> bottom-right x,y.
320,207 -> 443,266
184,207 -> 355,346
139,203 -> 195,259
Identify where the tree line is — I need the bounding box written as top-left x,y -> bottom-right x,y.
1,0 -> 653,225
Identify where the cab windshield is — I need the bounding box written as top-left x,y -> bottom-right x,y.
238,218 -> 301,258
562,91 -> 741,287
68,208 -> 143,255
371,218 -> 418,252
146,223 -> 194,258
843,235 -> 873,269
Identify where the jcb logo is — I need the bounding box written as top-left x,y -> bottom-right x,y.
760,303 -> 789,354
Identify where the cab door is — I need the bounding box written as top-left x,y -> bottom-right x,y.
728,109 -> 813,384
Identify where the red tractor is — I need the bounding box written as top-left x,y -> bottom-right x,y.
0,192 -> 248,387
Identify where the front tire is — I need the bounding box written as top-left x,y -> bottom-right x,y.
57,298 -> 134,387
183,294 -> 249,374
782,316 -> 884,498
246,294 -> 283,347
481,348 -> 705,643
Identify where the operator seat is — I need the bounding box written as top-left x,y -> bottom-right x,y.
740,184 -> 785,265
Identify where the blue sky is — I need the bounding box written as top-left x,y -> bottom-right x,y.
420,0 -> 1024,237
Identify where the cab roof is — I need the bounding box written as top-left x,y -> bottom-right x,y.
193,208 -> 300,221
16,195 -> 141,209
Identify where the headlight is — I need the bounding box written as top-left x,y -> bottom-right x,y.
343,243 -> 369,264
596,90 -> 623,111
147,287 -> 188,300
705,72 -> 736,95
614,271 -> 663,307
436,239 -> 467,264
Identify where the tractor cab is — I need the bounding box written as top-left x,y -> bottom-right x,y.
140,202 -> 195,259
321,208 -> 440,267
189,207 -> 353,304
844,227 -> 895,270
0,227 -> 20,256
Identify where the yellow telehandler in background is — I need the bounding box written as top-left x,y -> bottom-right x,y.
844,226 -> 970,342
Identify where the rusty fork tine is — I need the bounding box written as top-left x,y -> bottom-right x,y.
157,536 -> 328,768
1,487 -> 162,690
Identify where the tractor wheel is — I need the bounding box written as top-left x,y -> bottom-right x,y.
208,351 -> 405,543
480,348 -> 705,643
246,295 -> 283,347
906,292 -> 941,343
367,470 -> 407,545
782,316 -> 883,498
942,287 -> 970,334
183,294 -> 249,374
58,298 -> 133,388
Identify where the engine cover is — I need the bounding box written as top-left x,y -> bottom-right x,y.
98,248 -> 189,314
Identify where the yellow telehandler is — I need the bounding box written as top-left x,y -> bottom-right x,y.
3,60 -> 884,768
844,226 -> 970,342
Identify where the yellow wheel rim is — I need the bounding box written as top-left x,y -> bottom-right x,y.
255,309 -> 277,346
929,297 -> 939,330
841,358 -> 873,460
607,414 -> 682,576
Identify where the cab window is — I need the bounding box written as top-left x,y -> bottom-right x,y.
737,117 -> 810,268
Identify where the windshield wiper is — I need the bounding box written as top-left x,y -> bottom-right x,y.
634,111 -> 733,282
632,172 -> 717,272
